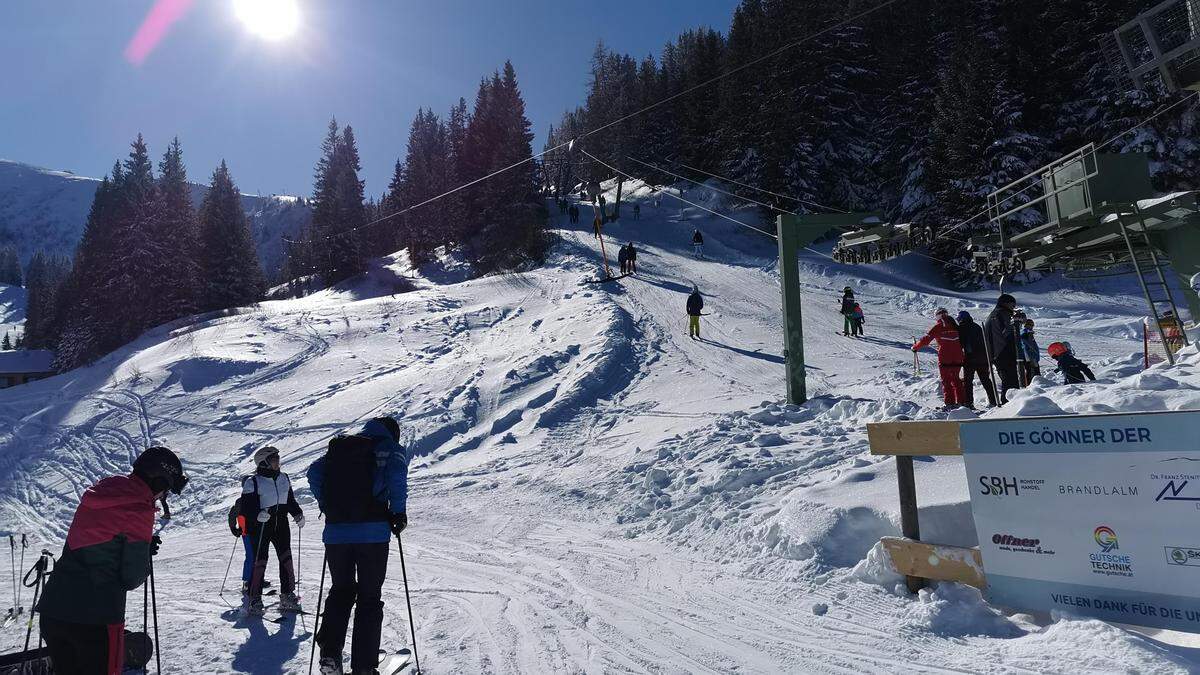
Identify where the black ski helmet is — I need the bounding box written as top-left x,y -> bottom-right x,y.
372,416 -> 401,442
133,447 -> 188,495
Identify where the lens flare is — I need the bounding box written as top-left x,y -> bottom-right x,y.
233,0 -> 300,41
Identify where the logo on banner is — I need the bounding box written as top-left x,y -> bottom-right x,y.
1155,479 -> 1200,503
1165,547 -> 1200,567
1094,526 -> 1118,552
992,533 -> 1055,556
1089,526 -> 1134,577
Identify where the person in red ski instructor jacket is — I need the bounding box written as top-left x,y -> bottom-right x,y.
912,308 -> 967,407
37,447 -> 187,675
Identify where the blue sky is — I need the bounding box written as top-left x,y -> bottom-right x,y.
0,0 -> 739,197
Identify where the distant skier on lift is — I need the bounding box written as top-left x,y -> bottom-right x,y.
692,229 -> 704,258
912,308 -> 966,409
839,287 -> 856,336
687,285 -> 704,339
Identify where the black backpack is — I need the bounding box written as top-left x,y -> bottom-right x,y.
323,434 -> 390,524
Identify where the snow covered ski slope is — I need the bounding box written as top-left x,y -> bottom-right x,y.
1,178 -> 1198,672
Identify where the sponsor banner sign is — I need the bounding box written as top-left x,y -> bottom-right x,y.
961,410 -> 1200,632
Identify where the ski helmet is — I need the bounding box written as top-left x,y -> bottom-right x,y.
935,307 -> 949,317
957,310 -> 972,323
997,293 -> 1016,307
253,446 -> 280,466
1047,342 -> 1069,358
372,416 -> 401,442
132,447 -> 187,495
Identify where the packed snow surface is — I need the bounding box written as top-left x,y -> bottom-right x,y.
0,178 -> 1197,672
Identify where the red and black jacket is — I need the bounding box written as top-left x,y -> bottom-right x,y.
38,474 -> 156,625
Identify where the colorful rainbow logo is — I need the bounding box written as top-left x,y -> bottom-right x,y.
1094,526 -> 1119,553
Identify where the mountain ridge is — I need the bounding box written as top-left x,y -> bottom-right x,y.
0,159 -> 310,278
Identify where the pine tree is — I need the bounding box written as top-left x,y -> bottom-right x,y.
152,137 -> 200,324
197,161 -> 266,311
307,119 -> 367,283
2,332 -> 11,351
0,246 -> 21,286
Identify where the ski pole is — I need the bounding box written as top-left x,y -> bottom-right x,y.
397,536 -> 422,675
150,554 -> 161,675
21,551 -> 52,660
219,535 -> 239,596
8,535 -> 15,615
307,553 -> 328,675
296,522 -> 301,589
17,535 -> 26,614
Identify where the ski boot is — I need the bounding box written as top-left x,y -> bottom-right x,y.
279,592 -> 302,613
318,656 -> 343,674
247,599 -> 265,616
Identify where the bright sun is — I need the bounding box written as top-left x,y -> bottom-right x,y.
233,0 -> 300,41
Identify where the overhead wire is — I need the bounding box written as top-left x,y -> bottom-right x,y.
673,161 -> 850,214
583,150 -> 982,274
624,155 -> 799,216
280,0 -> 904,248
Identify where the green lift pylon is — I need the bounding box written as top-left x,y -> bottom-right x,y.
777,213 -> 879,404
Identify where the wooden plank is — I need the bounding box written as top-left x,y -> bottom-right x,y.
866,421 -> 962,456
881,537 -> 986,590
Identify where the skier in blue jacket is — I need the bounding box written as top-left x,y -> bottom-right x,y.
308,417 -> 409,675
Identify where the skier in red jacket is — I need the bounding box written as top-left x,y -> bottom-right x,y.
37,447 -> 187,675
913,308 -> 967,408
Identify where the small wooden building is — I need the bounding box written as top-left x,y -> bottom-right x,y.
0,350 -> 54,388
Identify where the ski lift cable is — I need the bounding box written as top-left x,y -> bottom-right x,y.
672,161 -> 850,214
624,155 -> 800,216
282,0 -> 903,248
583,150 -> 779,241
585,149 -> 979,275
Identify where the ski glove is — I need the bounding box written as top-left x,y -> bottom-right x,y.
150,535 -> 162,557
293,514 -> 304,529
257,510 -> 271,523
390,512 -> 408,536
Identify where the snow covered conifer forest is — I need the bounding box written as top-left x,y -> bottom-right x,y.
544,0 -> 1200,283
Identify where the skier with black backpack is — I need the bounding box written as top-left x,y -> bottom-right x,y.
308,417 -> 410,675
240,446 -> 304,615
37,446 -> 187,674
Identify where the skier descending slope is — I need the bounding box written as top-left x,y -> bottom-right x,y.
241,447 -> 304,615
691,229 -> 704,258
38,447 -> 187,674
687,285 -> 704,339
308,417 -> 410,675
912,308 -> 966,409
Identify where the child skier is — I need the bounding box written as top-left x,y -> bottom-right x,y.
1017,318 -> 1040,385
851,301 -> 865,337
912,308 -> 966,408
241,446 -> 304,615
1048,342 -> 1095,384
